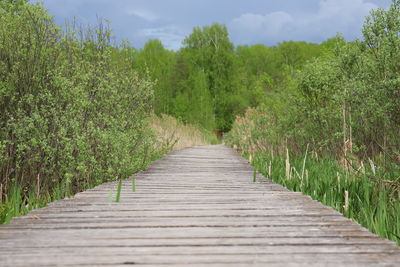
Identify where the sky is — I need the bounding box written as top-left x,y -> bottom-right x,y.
33,0 -> 392,50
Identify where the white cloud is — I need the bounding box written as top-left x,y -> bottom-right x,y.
35,0 -> 387,49
37,0 -> 82,17
230,11 -> 295,44
229,0 -> 378,45
137,26 -> 186,50
126,8 -> 159,22
231,12 -> 294,36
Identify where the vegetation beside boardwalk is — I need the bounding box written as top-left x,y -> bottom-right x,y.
0,0 -> 328,223
151,114 -> 219,151
0,0 -> 399,246
226,1 -> 400,245
0,1 -> 215,223
0,0 -> 158,222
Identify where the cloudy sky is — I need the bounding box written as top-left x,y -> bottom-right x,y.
34,0 -> 392,50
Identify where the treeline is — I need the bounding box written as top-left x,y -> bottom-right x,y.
132,25 -> 328,131
0,0 -> 166,221
227,1 -> 400,163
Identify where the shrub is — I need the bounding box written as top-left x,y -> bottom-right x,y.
0,2 -> 157,214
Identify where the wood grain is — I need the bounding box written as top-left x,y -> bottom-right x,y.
0,145 -> 399,266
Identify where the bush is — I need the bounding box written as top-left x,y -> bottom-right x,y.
0,1 -> 158,216
228,0 -> 400,162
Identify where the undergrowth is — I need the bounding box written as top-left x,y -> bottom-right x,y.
151,114 -> 219,151
0,2 -> 216,224
247,150 -> 400,245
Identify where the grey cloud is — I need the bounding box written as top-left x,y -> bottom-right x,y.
230,11 -> 295,44
229,0 -> 379,45
34,0 -> 390,49
126,8 -> 159,22
137,26 -> 186,50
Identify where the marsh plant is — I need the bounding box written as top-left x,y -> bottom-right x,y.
227,0 -> 400,245
247,150 -> 400,245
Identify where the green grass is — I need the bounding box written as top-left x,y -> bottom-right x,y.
0,185 -> 63,224
115,178 -> 122,203
0,174 -> 137,222
250,150 -> 400,245
200,128 -> 221,145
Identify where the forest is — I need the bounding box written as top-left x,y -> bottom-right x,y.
0,0 -> 399,244
133,24 -> 325,131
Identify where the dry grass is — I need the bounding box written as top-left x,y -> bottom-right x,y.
151,114 -> 215,151
226,108 -> 268,154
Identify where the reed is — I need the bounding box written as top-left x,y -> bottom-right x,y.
251,150 -> 400,245
115,178 -> 122,203
150,114 -> 219,152
343,190 -> 349,215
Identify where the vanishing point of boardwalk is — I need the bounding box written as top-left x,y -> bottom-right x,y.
0,145 -> 399,266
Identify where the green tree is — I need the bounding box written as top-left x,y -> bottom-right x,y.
187,70 -> 215,129
182,23 -> 240,129
135,40 -> 175,115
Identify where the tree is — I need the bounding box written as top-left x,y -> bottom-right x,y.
182,23 -> 240,130
135,40 -> 175,114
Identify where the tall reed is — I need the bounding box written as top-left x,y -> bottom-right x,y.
250,150 -> 400,245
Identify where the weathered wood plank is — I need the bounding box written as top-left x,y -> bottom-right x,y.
0,145 -> 399,266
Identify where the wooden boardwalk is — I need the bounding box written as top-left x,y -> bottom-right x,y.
0,145 -> 399,266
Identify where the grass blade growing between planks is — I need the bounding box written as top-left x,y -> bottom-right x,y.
115,178 -> 122,203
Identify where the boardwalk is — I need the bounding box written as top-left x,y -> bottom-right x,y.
0,145 -> 399,266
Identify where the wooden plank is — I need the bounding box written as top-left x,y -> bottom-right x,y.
0,144 -> 399,266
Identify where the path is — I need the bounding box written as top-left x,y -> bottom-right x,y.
0,145 -> 399,266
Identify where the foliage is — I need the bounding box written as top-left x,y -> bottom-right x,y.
226,0 -> 400,245
0,1 -> 222,223
0,1 -> 162,222
133,40 -> 175,115
228,0 -> 400,161
181,24 -> 245,130
252,150 -> 400,245
135,24 -> 325,132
